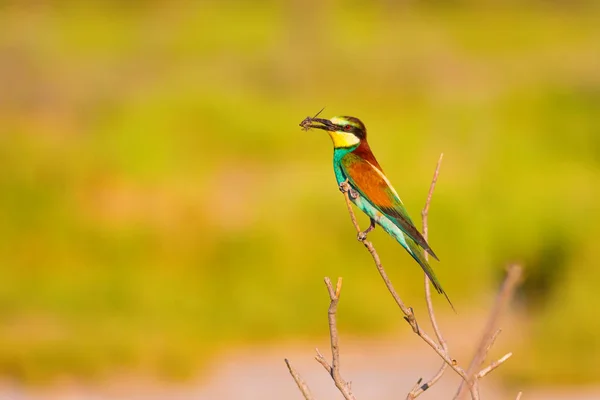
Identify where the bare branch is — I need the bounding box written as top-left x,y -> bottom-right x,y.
482,329 -> 502,359
407,378 -> 424,396
314,277 -> 356,400
284,359 -> 316,400
515,391 -> 523,400
422,153 -> 444,237
314,348 -> 332,374
407,154 -> 450,399
455,264 -> 523,398
477,352 -> 513,379
422,154 -> 446,344
422,154 -> 447,349
287,154 -> 518,400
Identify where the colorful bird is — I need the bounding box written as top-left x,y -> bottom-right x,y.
300,114 -> 453,308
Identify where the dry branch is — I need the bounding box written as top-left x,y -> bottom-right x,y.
314,277 -> 356,400
455,264 -> 523,399
284,358 -> 315,400
477,352 -> 513,379
515,391 -> 523,400
407,153 -> 449,399
286,153 -> 521,400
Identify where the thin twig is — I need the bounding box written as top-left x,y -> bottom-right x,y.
482,329 -> 502,360
515,391 -> 523,400
338,181 -> 474,397
422,153 -> 444,241
477,352 -> 513,379
284,359 -> 315,400
422,153 -> 446,344
455,264 -> 523,399
407,154 -> 449,399
407,378 -> 424,396
314,277 -> 356,400
314,348 -> 331,374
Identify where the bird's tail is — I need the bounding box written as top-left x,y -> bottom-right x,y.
406,238 -> 455,312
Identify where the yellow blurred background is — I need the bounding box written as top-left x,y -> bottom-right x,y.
1,0 -> 599,397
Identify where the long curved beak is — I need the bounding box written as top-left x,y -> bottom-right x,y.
299,117 -> 337,131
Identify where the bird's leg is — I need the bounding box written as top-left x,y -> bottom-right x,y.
339,181 -> 373,240
358,218 -> 376,241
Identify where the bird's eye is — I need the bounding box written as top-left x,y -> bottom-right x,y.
344,125 -> 352,131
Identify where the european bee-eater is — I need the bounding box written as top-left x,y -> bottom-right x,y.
301,114 -> 452,307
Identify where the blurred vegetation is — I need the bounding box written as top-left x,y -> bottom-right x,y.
0,0 -> 599,386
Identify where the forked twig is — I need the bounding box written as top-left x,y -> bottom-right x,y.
284,277 -> 355,400
314,277 -> 356,400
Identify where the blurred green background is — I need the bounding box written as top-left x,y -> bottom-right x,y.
0,0 -> 599,387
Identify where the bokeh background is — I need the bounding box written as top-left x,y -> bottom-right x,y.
1,0 -> 599,398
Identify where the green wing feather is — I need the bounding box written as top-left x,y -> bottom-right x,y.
340,154 -> 439,260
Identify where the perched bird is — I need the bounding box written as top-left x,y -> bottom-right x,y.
300,114 -> 453,308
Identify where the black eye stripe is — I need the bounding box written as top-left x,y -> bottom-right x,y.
338,117 -> 367,139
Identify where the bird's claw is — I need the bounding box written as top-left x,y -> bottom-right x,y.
339,182 -> 359,199
357,218 -> 376,241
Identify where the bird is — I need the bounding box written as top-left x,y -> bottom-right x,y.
300,114 -> 453,308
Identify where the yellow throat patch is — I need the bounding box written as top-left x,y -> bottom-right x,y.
327,117 -> 360,148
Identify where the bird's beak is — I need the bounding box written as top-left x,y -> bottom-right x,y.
299,117 -> 337,132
